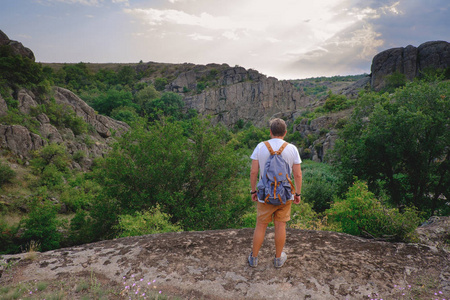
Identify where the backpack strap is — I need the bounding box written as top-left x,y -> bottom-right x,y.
277,142 -> 289,155
264,141 -> 289,155
264,141 -> 275,155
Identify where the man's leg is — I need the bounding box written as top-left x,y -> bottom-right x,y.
252,221 -> 268,257
274,220 -> 286,258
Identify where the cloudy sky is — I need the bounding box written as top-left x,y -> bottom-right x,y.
1,0 -> 449,79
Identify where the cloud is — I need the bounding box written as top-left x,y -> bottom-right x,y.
188,33 -> 214,41
36,0 -> 129,6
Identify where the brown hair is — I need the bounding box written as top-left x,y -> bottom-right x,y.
270,118 -> 287,137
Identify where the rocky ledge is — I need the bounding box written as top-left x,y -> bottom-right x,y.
1,228 -> 449,299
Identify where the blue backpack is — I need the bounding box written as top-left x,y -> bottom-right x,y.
257,141 -> 296,205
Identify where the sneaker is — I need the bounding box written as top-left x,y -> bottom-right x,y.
248,252 -> 258,267
274,252 -> 287,268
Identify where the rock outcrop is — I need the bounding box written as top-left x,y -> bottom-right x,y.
0,30 -> 35,61
371,41 -> 450,90
0,86 -> 129,169
293,109 -> 351,162
1,228 -> 449,299
53,87 -> 129,138
169,66 -> 313,127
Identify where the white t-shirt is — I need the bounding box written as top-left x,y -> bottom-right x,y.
250,138 -> 302,178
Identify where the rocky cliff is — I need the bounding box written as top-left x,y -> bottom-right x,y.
165,65 -> 313,127
371,41 -> 450,90
0,30 -> 129,169
0,87 -> 129,170
1,221 -> 449,299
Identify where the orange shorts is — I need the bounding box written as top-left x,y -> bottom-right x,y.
256,201 -> 292,224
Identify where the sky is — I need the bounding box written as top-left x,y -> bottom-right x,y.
1,0 -> 449,79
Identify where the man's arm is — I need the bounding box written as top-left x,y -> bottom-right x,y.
250,160 -> 259,202
292,163 -> 302,204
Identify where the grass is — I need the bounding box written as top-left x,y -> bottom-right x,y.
0,272 -> 182,300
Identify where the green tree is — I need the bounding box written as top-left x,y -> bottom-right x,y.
134,85 -> 160,110
91,89 -> 137,116
333,80 -> 450,215
90,118 -> 249,238
0,45 -> 45,92
154,77 -> 168,91
21,192 -> 62,251
117,66 -> 136,86
145,92 -> 185,121
326,180 -> 422,242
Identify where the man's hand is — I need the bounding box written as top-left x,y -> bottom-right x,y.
251,193 -> 258,202
293,194 -> 301,204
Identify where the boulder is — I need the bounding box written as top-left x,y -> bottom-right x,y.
0,30 -> 35,61
1,228 -> 448,299
416,216 -> 450,250
0,94 -> 7,117
53,87 -> 129,138
0,125 -> 46,157
17,89 -> 37,114
371,41 -> 450,91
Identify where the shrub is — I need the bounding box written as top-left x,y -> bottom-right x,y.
0,162 -> 16,186
36,100 -> 87,135
114,205 -> 182,238
326,180 -> 422,242
321,92 -> 351,112
301,161 -> 340,212
90,118 -> 250,238
0,221 -> 20,254
21,194 -> 62,251
154,77 -> 168,91
30,143 -> 70,174
384,71 -> 406,92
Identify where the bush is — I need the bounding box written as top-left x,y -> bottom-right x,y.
30,143 -> 70,174
36,100 -> 87,135
301,161 -> 340,212
0,162 -> 16,186
384,71 -> 406,92
326,180 -> 422,242
0,221 -> 20,254
21,194 -> 62,251
90,118 -> 250,238
114,205 -> 181,238
321,92 -> 353,112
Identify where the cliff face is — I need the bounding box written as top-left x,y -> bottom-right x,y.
1,225 -> 449,299
371,41 -> 450,90
0,87 -> 129,170
168,66 -> 313,127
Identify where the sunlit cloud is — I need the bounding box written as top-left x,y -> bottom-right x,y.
188,33 -> 214,41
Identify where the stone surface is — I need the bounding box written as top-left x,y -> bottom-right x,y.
0,86 -> 129,169
0,30 -> 35,61
416,216 -> 450,250
17,89 -> 38,114
0,94 -> 7,117
1,228 -> 449,299
53,87 -> 129,138
294,109 -> 351,162
371,41 -> 450,91
169,66 -> 312,127
0,125 -> 46,156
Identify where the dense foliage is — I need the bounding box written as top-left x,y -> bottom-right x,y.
333,79 -> 450,216
88,118 -> 251,239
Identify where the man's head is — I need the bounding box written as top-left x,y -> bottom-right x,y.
269,118 -> 287,137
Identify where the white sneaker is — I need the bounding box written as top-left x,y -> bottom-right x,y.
274,252 -> 287,268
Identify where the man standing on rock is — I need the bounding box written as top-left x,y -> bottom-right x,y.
249,118 -> 302,268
